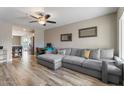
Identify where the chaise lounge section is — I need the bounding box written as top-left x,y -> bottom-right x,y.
37,48 -> 124,85
37,54 -> 64,70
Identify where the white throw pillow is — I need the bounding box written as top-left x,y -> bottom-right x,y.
58,49 -> 66,55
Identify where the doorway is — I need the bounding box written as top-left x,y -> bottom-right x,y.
21,33 -> 35,55
12,26 -> 35,59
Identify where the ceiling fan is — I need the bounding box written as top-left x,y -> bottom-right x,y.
29,12 -> 56,26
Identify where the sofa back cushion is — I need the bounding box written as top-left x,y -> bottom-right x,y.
65,48 -> 72,55
89,49 -> 100,60
100,49 -> 114,59
70,48 -> 82,56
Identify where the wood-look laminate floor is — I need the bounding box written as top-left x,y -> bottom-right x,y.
0,52 -> 114,86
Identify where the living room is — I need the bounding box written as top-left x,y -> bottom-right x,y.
0,7 -> 124,87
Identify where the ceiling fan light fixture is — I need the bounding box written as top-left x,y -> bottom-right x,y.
38,21 -> 46,24
38,17 -> 46,24
29,12 -> 56,25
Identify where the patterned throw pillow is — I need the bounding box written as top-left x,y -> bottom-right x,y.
58,49 -> 66,55
82,50 -> 91,59
90,49 -> 100,60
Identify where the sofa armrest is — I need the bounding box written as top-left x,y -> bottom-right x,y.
102,61 -> 109,83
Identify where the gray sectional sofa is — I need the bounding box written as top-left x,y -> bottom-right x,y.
37,48 -> 124,85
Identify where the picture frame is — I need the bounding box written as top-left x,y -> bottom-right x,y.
61,33 -> 72,41
79,26 -> 97,38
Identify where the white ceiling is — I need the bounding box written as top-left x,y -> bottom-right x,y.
12,25 -> 33,36
0,7 -> 117,30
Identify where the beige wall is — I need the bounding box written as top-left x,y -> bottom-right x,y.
12,36 -> 21,45
45,13 -> 117,54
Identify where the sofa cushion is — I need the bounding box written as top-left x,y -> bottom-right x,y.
82,59 -> 102,71
70,48 -> 82,56
100,49 -> 114,59
107,62 -> 122,76
37,54 -> 64,63
62,55 -> 85,66
65,48 -> 72,55
89,49 -> 100,60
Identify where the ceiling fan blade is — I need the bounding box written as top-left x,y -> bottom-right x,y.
30,15 -> 38,19
29,21 -> 38,23
45,14 -> 51,19
47,20 -> 56,24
